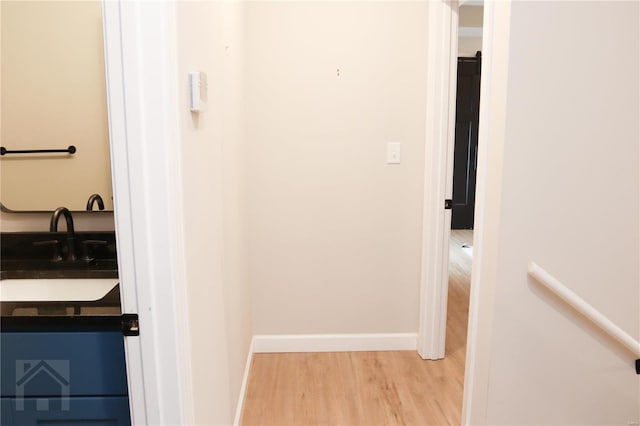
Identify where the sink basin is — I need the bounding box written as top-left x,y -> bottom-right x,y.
1,231 -> 119,302
1,278 -> 120,302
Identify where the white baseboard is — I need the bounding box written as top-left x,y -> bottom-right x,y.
233,337 -> 254,426
252,333 -> 418,353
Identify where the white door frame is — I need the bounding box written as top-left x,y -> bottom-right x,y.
417,0 -> 459,360
103,2 -> 194,424
103,0 -> 505,423
461,2 -> 512,424
418,1 -> 512,424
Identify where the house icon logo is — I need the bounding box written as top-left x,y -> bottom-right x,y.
15,360 -> 70,411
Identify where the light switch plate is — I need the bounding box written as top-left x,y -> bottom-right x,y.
387,142 -> 401,164
189,71 -> 207,112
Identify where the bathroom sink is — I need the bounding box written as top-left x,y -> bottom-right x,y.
1,278 -> 120,302
1,231 -> 119,302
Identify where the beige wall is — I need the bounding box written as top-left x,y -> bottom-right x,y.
458,5 -> 483,56
458,37 -> 482,57
176,2 -> 251,424
459,5 -> 483,27
246,2 -> 428,335
0,1 -> 113,211
474,2 -> 639,424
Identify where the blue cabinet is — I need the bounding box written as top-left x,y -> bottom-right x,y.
1,398 -> 14,426
1,323 -> 131,426
3,396 -> 130,426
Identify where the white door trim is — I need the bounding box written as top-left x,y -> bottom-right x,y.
461,2 -> 511,424
253,333 -> 418,353
103,2 -> 194,424
417,0 -> 459,360
419,1 -> 511,423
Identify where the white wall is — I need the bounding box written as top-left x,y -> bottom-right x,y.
1,1 -> 113,211
176,2 -> 251,424
458,38 -> 482,58
467,2 -> 639,424
246,1 -> 428,335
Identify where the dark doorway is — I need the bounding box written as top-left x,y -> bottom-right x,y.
451,51 -> 481,230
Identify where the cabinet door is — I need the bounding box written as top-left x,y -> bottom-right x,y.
1,331 -> 128,397
11,396 -> 131,426
1,398 -> 15,426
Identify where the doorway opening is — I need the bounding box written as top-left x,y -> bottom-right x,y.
0,2 -> 134,425
444,0 -> 483,376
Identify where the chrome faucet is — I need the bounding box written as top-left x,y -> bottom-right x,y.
50,207 -> 77,262
86,193 -> 105,211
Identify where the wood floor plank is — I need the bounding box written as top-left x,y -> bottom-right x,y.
241,230 -> 473,425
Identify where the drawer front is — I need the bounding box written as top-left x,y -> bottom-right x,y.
3,396 -> 131,426
1,331 -> 128,397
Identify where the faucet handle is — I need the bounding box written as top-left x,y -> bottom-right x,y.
80,239 -> 108,262
33,239 -> 62,262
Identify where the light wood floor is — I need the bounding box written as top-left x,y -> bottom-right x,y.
241,230 -> 473,426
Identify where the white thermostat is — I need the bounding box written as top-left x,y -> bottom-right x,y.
189,71 -> 207,112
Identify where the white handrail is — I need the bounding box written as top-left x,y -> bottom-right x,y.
528,262 -> 640,358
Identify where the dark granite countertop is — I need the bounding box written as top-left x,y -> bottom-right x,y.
1,231 -> 118,280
